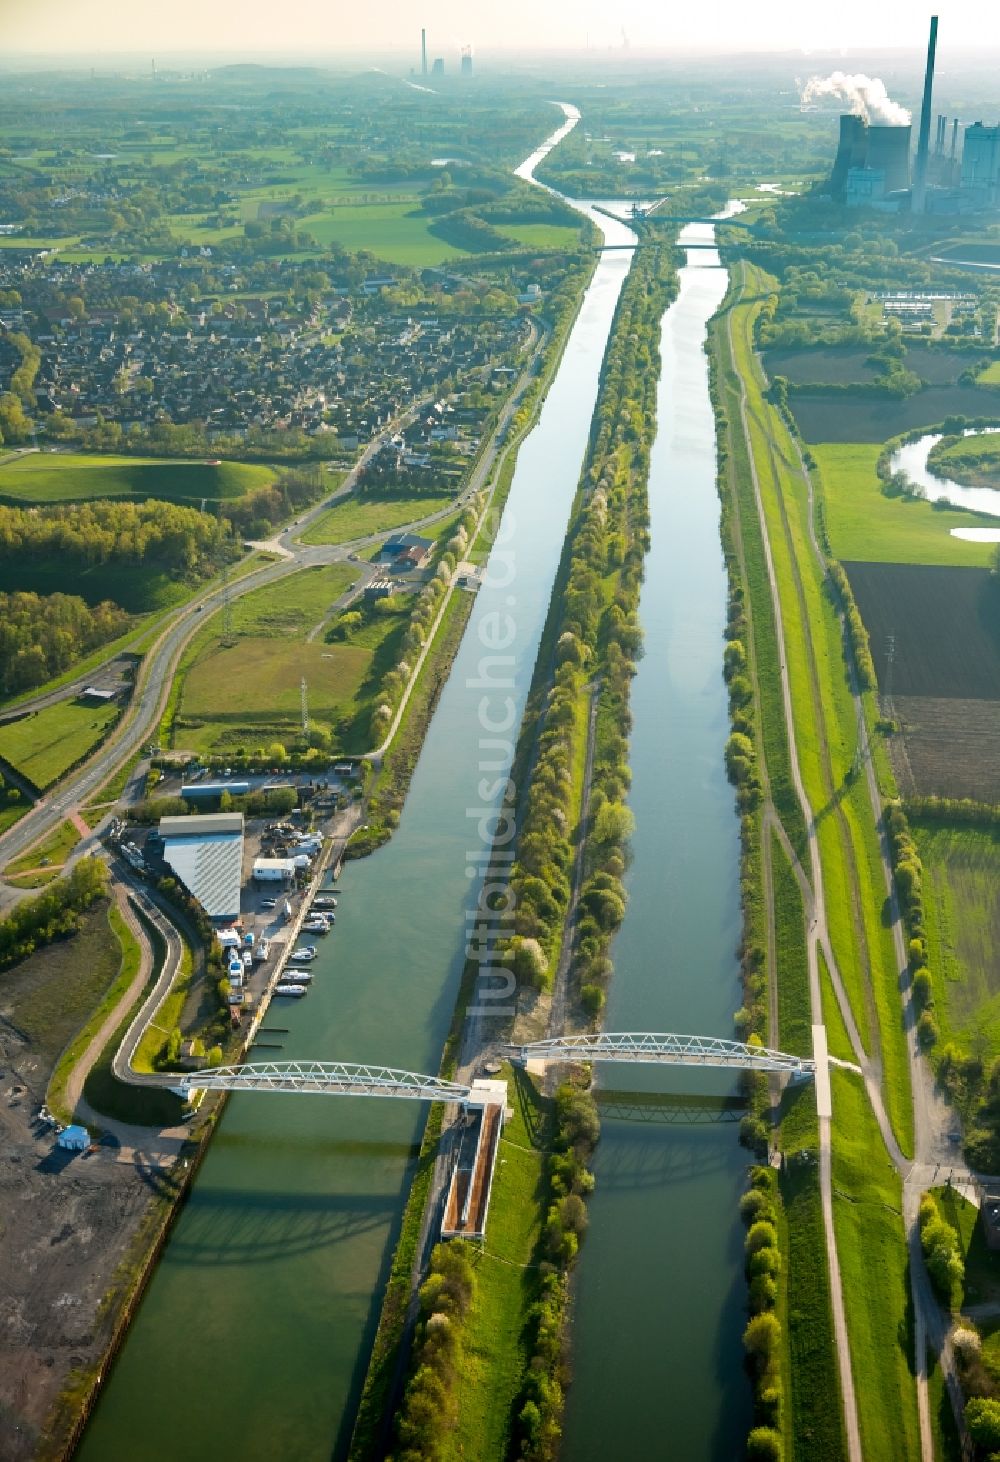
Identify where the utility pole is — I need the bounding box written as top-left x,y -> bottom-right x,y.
884,630 -> 896,718
220,557 -> 233,643
301,677 -> 309,739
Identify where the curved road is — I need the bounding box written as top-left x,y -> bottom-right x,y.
0,320 -> 547,896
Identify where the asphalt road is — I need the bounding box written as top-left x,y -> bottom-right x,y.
0,322 -> 546,893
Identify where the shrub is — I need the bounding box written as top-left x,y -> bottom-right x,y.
743,1311 -> 781,1368
745,1220 -> 779,1256
746,1427 -> 783,1461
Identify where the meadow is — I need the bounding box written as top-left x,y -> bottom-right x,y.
915,821 -> 1000,1064
0,700 -> 121,791
0,453 -> 274,505
830,1071 -> 919,1462
169,562 -> 414,756
811,443 -> 995,567
299,204 -> 467,266
300,491 -> 454,546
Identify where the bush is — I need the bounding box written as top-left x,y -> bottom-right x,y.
745,1220 -> 779,1256
966,1396 -> 1000,1449
743,1311 -> 781,1368
746,1426 -> 783,1461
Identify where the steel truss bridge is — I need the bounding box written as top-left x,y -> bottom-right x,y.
173,1061 -> 473,1104
507,1032 -> 815,1077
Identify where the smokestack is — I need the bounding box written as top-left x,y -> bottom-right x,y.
421,28 -> 427,76
912,14 -> 939,212
951,117 -> 960,159
936,114 -> 946,152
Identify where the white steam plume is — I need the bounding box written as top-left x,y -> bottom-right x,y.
800,72 -> 911,127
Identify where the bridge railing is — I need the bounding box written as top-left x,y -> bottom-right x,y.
505,1032 -> 815,1077
173,1060 -> 473,1103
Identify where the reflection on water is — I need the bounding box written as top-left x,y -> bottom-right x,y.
561,213 -> 753,1460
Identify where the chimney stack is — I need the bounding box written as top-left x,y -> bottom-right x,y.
951,117 -> 960,159
421,28 -> 428,76
912,14 -> 939,213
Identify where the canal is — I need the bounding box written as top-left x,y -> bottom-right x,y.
561,218 -> 754,1458
76,115 -> 639,1462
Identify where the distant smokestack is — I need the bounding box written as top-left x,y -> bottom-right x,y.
912,14 -> 939,212
951,117 -> 960,159
421,28 -> 427,77
935,114 -> 946,153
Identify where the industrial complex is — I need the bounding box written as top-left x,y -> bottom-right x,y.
826,15 -> 1000,213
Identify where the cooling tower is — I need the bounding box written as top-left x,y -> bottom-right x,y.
831,114 -> 869,198
867,125 -> 912,193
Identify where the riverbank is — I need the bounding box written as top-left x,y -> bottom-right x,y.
71,113 -> 644,1462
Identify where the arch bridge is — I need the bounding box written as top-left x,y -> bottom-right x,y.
173,1060 -> 474,1104
505,1032 -> 815,1078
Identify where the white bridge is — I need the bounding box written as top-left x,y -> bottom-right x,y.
173,1060 -> 473,1104
507,1032 -> 815,1077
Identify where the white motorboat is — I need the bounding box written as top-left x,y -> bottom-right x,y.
274,983 -> 308,997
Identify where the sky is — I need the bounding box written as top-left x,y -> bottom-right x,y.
2,0 -> 995,59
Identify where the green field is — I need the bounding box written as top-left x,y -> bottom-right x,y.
812,443 -> 995,567
500,221 -> 582,250
915,820 -> 1000,1063
170,562 -> 414,755
299,204 -> 466,265
0,699 -> 120,790
0,453 -> 275,505
830,1070 -> 919,1462
300,492 -> 454,546
449,1066 -> 549,1459
979,362 -> 1000,387
4,819 -> 81,884
730,265 -> 913,1156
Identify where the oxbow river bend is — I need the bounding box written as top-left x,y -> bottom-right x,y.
78,118 -> 751,1461
77,111 -> 639,1461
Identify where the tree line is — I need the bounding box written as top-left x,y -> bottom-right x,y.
0,590 -> 130,696
503,237 -> 678,1010
0,498 -> 227,575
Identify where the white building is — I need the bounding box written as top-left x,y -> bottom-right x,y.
961,123 -> 1000,210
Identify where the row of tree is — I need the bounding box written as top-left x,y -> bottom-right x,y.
505,237 -> 677,1011
0,590 -> 130,695
740,1168 -> 787,1462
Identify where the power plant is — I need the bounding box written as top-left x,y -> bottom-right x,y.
823,15 -> 999,214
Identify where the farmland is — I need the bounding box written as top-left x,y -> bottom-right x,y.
0,454 -> 274,506
812,443 -> 995,567
845,563 -> 1000,801
0,699 -> 121,791
300,491 -> 455,546
765,344 -> 985,388
915,820 -> 1000,1064
844,564 -> 1000,701
790,386 -> 993,443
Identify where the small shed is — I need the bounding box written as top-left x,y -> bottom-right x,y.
57,1124 -> 90,1151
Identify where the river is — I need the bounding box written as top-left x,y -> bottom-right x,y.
76,116 -> 639,1462
561,218 -> 753,1458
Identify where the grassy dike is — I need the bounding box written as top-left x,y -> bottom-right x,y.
714,261 -> 919,1453
727,260 -> 913,1157
710,291 -> 845,1460
348,237 -> 681,1461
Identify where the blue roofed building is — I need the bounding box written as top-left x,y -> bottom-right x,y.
158,812 -> 245,922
